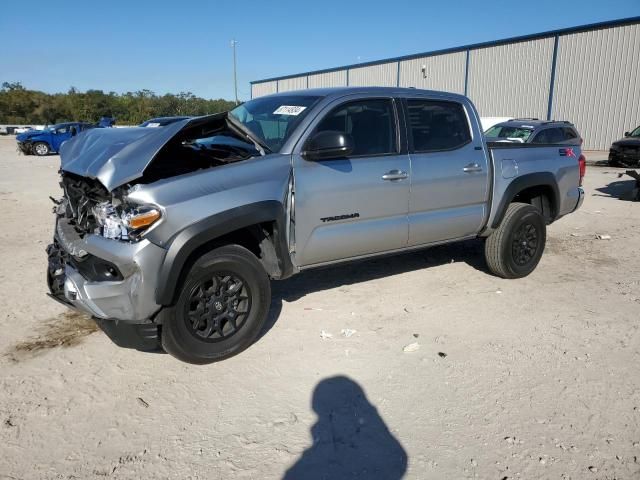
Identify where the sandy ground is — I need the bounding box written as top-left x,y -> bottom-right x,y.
0,136 -> 639,479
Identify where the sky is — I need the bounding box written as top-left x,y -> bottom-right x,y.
1,0 -> 638,101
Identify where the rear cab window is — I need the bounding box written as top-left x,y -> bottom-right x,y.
406,99 -> 471,152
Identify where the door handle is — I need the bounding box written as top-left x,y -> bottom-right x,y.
382,170 -> 408,181
463,163 -> 483,173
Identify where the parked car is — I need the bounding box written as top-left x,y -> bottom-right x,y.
98,116 -> 116,128
139,116 -> 191,127
47,87 -> 585,364
608,125 -> 640,167
16,122 -> 95,155
485,119 -> 582,145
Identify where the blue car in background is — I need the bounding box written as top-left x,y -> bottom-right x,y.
16,122 -> 96,156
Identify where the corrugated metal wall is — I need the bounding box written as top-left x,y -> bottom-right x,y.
399,52 -> 466,93
552,23 -> 640,150
348,62 -> 398,87
251,81 -> 278,98
252,20 -> 639,149
467,38 -> 555,120
308,70 -> 348,88
277,76 -> 307,93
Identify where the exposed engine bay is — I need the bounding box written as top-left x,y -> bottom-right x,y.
53,114 -> 262,242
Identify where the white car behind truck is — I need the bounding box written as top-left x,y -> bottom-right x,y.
46,87 -> 586,363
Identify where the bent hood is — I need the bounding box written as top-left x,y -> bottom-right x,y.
59,113 -> 226,191
612,138 -> 640,148
16,130 -> 45,141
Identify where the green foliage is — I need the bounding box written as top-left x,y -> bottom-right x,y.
0,82 -> 237,125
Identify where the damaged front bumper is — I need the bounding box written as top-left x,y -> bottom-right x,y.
17,142 -> 32,154
47,218 -> 167,347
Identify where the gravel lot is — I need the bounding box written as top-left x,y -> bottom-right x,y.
0,137 -> 639,479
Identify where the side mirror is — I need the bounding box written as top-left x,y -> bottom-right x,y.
302,130 -> 354,161
624,131 -> 631,137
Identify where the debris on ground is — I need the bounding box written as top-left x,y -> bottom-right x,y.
304,307 -> 323,311
588,466 -> 598,473
340,328 -> 356,338
136,397 -> 149,408
320,330 -> 333,340
438,352 -> 448,358
403,342 -> 420,353
596,234 -> 611,240
413,333 -> 420,338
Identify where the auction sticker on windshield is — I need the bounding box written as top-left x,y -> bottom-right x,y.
273,105 -> 307,116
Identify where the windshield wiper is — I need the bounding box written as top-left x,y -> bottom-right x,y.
227,115 -> 271,155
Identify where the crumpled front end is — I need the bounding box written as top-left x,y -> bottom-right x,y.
16,140 -> 33,154
46,175 -> 167,323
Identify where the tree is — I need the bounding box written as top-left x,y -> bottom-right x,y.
0,82 -> 236,124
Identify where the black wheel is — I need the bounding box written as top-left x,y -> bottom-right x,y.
160,245 -> 271,364
484,202 -> 546,279
32,142 -> 50,156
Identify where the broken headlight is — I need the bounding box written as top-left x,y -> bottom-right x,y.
93,202 -> 161,241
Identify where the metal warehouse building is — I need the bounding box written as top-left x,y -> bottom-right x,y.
250,17 -> 640,150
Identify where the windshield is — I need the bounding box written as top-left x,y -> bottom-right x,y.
630,126 -> 640,137
485,125 -> 534,142
229,95 -> 321,152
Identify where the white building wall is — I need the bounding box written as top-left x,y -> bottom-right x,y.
348,62 -> 398,87
251,81 -> 278,98
399,52 -> 466,94
552,23 -> 640,150
467,38 -> 555,119
307,70 -> 348,88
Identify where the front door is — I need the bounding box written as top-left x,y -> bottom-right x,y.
404,97 -> 489,246
52,125 -> 72,151
293,97 -> 410,267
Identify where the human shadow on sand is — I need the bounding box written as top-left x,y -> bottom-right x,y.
283,376 -> 407,480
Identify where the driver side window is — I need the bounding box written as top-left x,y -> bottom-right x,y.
314,99 -> 397,157
56,126 -> 68,134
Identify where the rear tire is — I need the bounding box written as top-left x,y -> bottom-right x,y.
32,142 -> 50,156
160,245 -> 271,364
484,202 -> 546,279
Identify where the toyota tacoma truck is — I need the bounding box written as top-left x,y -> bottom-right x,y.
46,87 -> 586,364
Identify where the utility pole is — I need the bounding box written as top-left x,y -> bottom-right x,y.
231,39 -> 239,105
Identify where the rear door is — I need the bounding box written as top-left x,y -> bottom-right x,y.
292,96 -> 410,266
404,96 -> 489,246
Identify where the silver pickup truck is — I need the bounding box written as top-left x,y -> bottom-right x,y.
47,87 -> 585,363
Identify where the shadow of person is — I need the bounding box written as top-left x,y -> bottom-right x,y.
283,376 -> 407,480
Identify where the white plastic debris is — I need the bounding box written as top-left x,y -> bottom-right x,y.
320,330 -> 333,340
341,328 -> 356,338
403,342 -> 421,353
596,234 -> 611,240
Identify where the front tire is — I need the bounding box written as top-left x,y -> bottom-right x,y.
32,142 -> 50,156
484,202 -> 546,279
160,245 -> 271,364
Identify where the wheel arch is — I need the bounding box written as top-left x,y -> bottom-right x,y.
154,200 -> 293,306
491,173 -> 560,229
